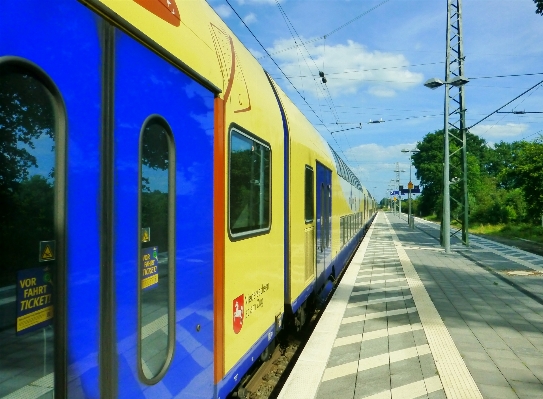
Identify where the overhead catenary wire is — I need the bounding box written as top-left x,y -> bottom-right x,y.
274,0 -> 341,125
271,62 -> 445,79
222,0 -> 351,162
468,79 -> 543,130
273,0 -> 357,157
257,0 -> 391,61
521,129 -> 543,141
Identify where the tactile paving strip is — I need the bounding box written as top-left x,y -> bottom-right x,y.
277,219 -> 377,399
384,213 -> 483,399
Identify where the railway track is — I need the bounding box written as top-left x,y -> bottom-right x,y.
234,310 -> 320,399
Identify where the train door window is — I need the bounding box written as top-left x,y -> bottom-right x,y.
326,185 -> 331,248
229,127 -> 271,237
0,62 -> 65,398
139,115 -> 175,382
304,166 -> 314,223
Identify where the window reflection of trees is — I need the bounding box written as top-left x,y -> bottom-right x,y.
141,121 -> 169,252
229,131 -> 270,235
0,72 -> 55,288
140,117 -> 171,380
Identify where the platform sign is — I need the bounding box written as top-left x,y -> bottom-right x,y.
16,267 -> 54,335
141,246 -> 159,290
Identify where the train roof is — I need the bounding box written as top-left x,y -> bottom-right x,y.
87,0 -> 371,197
328,146 -> 363,191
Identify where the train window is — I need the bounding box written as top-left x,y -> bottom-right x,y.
339,216 -> 345,247
0,62 -> 65,398
304,166 -> 314,223
139,115 -> 175,382
229,128 -> 271,237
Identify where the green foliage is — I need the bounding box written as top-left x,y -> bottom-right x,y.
141,190 -> 169,251
535,0 -> 543,15
411,129 -> 490,218
0,72 -> 55,287
1,176 -> 54,287
411,128 -> 542,226
509,139 -> 543,221
0,73 -> 54,196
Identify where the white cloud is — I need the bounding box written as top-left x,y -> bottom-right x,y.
268,38 -> 424,98
368,86 -> 396,98
213,4 -> 232,19
248,47 -> 264,59
470,123 -> 528,139
347,142 -> 418,164
243,12 -> 257,25
343,142 -> 420,194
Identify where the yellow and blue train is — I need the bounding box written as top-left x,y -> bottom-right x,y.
0,0 -> 376,398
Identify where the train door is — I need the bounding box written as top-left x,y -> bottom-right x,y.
112,30 -> 215,397
1,1 -> 102,397
315,162 -> 332,294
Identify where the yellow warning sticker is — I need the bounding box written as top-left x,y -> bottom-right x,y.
39,240 -> 55,262
141,228 -> 150,243
17,305 -> 54,332
42,245 -> 54,260
141,274 -> 158,289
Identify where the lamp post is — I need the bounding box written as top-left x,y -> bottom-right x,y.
394,164 -> 405,218
401,149 -> 419,229
423,0 -> 470,253
424,76 -> 469,253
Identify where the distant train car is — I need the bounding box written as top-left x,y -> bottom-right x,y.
0,1 -> 376,398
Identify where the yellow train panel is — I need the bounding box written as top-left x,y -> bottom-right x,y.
89,0 -> 240,95
219,28 -> 285,373
267,78 -> 335,306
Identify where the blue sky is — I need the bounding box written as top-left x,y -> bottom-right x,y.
207,0 -> 543,201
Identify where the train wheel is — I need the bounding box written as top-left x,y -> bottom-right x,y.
294,304 -> 306,332
260,338 -> 276,362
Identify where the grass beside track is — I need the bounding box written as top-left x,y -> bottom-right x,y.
468,223 -> 543,245
418,214 -> 543,245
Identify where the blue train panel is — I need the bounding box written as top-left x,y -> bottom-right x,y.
114,30 -> 214,398
0,1 -> 102,397
315,162 -> 332,299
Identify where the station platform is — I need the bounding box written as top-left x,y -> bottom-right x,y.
279,211 -> 543,399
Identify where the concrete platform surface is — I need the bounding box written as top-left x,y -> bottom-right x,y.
279,212 -> 543,399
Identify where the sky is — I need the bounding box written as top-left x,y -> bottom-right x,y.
206,0 -> 543,202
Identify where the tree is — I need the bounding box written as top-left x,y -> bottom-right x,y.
511,139 -> 543,221
485,141 -> 528,189
535,0 -> 543,15
411,129 -> 490,217
1,72 -> 55,287
0,73 -> 54,197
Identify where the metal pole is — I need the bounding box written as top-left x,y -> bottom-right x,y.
458,0 -> 469,246
408,162 -> 412,228
442,0 -> 452,253
397,163 -> 402,218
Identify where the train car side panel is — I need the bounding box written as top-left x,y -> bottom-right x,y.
113,30 -> 215,398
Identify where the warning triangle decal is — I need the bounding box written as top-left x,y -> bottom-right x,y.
42,245 -> 54,261
133,0 -> 181,27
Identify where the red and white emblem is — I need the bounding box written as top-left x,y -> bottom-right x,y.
233,294 -> 244,334
133,0 -> 181,26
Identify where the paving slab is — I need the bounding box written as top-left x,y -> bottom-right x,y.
279,212 -> 543,399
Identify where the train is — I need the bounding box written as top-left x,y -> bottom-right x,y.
0,1 -> 376,398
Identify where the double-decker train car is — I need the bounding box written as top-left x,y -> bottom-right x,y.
0,1 -> 376,398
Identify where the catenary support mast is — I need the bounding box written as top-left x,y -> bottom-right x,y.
442,0 -> 469,249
